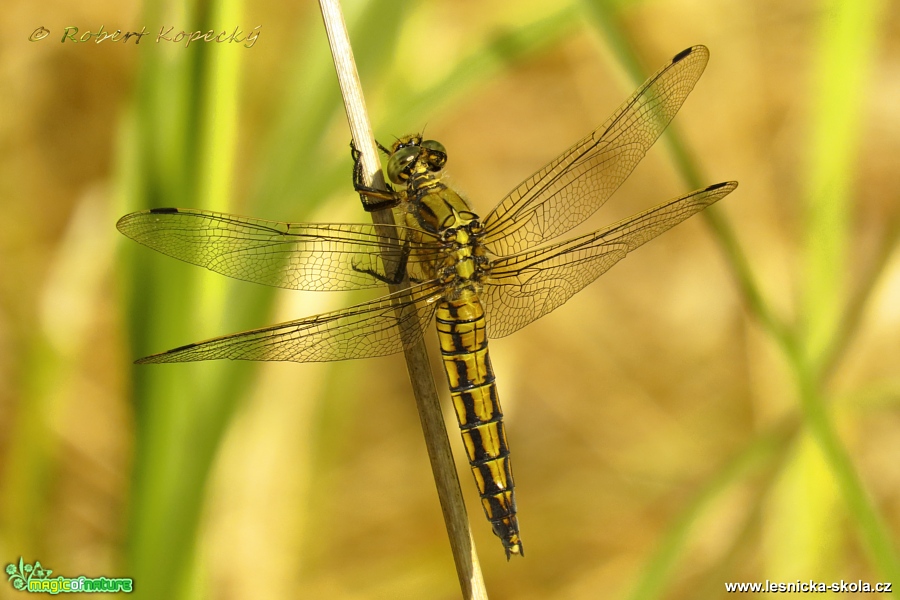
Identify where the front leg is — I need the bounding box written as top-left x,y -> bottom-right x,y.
351,141 -> 401,212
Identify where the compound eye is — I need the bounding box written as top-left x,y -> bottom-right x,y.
421,139 -> 445,154
421,139 -> 447,172
386,145 -> 419,184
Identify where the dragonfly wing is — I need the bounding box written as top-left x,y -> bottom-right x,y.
481,45 -> 710,255
117,208 -> 442,291
136,281 -> 444,364
483,181 -> 737,338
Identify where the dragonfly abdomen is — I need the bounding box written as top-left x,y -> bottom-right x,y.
435,294 -> 523,558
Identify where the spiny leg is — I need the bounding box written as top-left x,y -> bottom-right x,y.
350,140 -> 401,211
350,236 -> 412,286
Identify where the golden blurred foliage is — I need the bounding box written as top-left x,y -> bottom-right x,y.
1,1 -> 898,599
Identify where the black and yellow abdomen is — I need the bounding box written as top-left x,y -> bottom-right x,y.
435,292 -> 522,558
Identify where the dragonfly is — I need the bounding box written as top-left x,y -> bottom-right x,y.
117,45 -> 736,559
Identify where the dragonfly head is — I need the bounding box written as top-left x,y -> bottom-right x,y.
386,135 -> 448,185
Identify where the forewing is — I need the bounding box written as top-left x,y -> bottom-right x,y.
483,181 -> 737,338
136,281 -> 444,364
481,46 -> 709,255
117,208 -> 442,291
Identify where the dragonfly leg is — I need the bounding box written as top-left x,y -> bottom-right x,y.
350,236 -> 411,286
350,140 -> 401,211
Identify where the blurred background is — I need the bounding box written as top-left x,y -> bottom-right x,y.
2,0 -> 899,598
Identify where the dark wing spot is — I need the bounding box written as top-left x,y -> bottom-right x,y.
169,342 -> 197,352
672,47 -> 694,63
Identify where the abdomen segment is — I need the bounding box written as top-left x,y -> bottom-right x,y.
435,295 -> 522,558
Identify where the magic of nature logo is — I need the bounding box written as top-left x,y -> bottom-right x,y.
6,557 -> 134,594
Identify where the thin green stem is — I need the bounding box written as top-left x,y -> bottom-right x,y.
583,0 -> 899,589
820,214 -> 900,382
782,337 -> 900,582
626,418 -> 798,600
580,0 -> 791,349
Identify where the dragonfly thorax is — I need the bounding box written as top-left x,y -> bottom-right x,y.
434,210 -> 489,298
386,137 -> 492,297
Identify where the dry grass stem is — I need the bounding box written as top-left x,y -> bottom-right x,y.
317,1 -> 489,597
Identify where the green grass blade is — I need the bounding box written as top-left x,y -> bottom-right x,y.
123,0 -> 252,597
793,0 -> 899,583
802,0 -> 884,368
